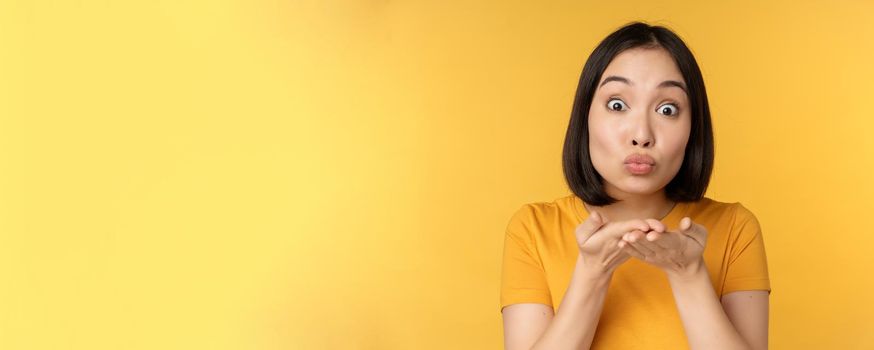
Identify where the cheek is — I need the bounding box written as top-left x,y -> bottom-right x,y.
661,127 -> 691,171
587,116 -> 617,170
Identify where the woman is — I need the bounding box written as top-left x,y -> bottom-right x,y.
500,21 -> 770,350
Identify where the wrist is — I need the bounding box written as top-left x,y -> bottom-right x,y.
576,253 -> 615,283
665,257 -> 707,283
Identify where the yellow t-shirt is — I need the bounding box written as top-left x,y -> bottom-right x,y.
500,194 -> 771,349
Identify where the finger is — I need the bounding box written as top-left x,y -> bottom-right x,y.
633,229 -> 677,256
606,244 -> 632,270
625,231 -> 655,256
680,217 -> 692,231
643,231 -> 673,250
576,211 -> 607,242
619,240 -> 647,260
679,217 -> 707,246
623,231 -> 645,244
690,221 -> 708,237
617,219 -> 652,236
627,230 -> 659,248
633,236 -> 664,257
605,243 -> 626,263
646,231 -> 680,250
644,218 -> 666,233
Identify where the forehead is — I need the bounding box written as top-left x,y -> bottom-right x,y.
600,47 -> 684,85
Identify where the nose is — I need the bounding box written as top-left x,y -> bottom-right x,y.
630,115 -> 654,148
632,137 -> 653,147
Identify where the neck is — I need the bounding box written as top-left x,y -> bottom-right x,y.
584,188 -> 676,222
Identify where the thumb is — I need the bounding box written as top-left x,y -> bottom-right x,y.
679,217 -> 692,231
679,217 -> 707,245
577,211 -> 607,242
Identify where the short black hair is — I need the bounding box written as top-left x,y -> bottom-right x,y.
562,21 -> 714,206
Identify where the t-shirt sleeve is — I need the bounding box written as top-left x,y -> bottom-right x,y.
722,203 -> 772,295
500,204 -> 553,312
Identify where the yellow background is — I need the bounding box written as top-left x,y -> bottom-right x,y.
1,0 -> 872,349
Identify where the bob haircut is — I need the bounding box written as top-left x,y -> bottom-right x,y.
562,21 -> 714,206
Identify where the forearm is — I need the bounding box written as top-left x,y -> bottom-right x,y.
530,253 -> 611,350
667,259 -> 751,350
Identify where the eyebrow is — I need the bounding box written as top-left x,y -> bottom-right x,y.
598,75 -> 687,93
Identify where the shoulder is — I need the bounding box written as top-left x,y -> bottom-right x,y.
687,196 -> 733,217
684,197 -> 765,239
728,202 -> 763,239
690,197 -> 764,247
511,194 -> 579,221
730,202 -> 761,226
505,194 -> 579,235
688,197 -> 758,224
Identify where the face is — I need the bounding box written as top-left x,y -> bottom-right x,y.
587,46 -> 692,199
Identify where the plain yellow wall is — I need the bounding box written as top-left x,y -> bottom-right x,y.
1,0 -> 872,349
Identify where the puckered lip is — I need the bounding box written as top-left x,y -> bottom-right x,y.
624,153 -> 655,165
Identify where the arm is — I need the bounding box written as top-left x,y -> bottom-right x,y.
502,252 -> 613,350
666,259 -> 768,350
620,207 -> 770,350
721,290 -> 769,350
502,211 -> 646,350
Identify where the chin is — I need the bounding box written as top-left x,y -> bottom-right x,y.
610,177 -> 665,195
618,186 -> 660,196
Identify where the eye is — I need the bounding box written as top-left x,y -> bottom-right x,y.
606,98 -> 628,112
657,103 -> 679,116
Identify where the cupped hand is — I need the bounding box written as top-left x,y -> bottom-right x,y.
617,216 -> 709,276
575,211 -> 656,275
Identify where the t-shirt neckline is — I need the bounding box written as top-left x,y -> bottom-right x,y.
572,195 -> 689,226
